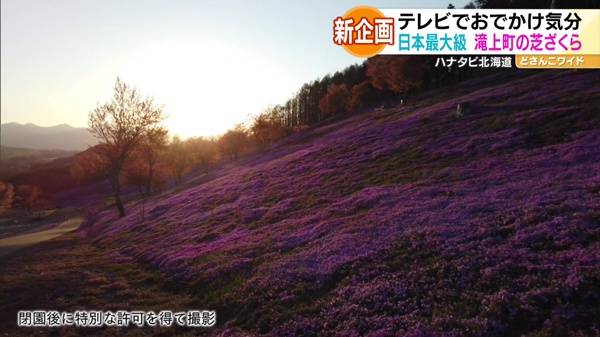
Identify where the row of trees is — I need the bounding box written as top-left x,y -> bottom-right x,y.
85,53 -> 489,218
265,63 -> 371,129
83,81 -> 259,218
222,0 -> 600,176
38,0 -> 598,219
90,0 -> 600,217
0,180 -> 50,216
248,54 -> 484,142
251,0 -> 593,151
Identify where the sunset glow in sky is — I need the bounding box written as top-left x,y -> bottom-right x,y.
1,0 -> 469,138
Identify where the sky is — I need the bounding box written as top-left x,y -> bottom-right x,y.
1,0 -> 469,138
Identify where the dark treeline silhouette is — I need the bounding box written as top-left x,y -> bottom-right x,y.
249,54 -> 494,145
275,63 -> 372,129
73,51 -> 499,219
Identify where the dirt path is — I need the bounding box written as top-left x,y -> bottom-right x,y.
0,217 -> 84,258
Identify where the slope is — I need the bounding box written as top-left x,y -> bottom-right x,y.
87,70 -> 600,337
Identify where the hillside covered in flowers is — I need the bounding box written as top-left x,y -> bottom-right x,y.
87,70 -> 600,337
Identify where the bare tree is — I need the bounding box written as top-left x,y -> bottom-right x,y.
88,78 -> 165,217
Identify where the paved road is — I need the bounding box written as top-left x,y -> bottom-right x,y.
0,217 -> 84,259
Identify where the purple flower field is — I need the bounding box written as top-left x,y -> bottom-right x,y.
87,70 -> 600,337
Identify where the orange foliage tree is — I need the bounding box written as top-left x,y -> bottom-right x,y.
367,56 -> 430,94
250,107 -> 288,149
319,83 -> 351,117
219,125 -> 249,161
187,137 -> 218,173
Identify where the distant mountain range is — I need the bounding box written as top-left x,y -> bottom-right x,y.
0,123 -> 98,151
